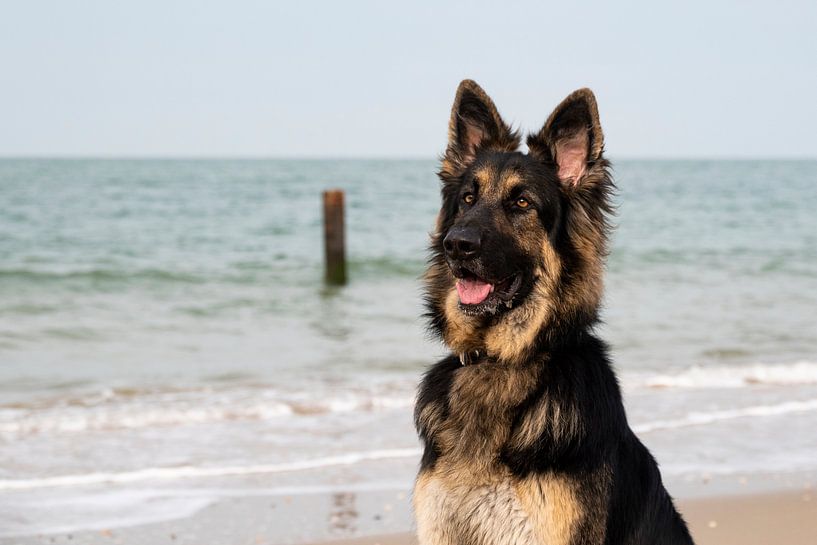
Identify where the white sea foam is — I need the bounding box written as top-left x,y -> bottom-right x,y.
0,400 -> 293,437
3,361 -> 817,439
3,396 -> 817,491
633,398 -> 817,434
0,448 -> 422,491
629,360 -> 817,389
0,389 -> 415,437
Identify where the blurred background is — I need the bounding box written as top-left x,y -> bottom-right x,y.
1,1 -> 816,544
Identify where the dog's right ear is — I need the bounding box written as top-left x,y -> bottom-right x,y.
442,80 -> 518,175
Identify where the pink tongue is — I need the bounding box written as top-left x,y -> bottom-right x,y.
456,278 -> 493,305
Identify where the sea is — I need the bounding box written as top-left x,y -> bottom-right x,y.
0,159 -> 816,540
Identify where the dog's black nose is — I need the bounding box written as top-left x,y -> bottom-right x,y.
443,226 -> 481,259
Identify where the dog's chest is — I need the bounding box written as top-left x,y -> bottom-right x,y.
414,473 -> 537,545
414,363 -> 583,544
414,466 -> 584,545
432,363 -> 537,458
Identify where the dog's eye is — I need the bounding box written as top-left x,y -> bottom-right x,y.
516,197 -> 530,209
463,193 -> 475,205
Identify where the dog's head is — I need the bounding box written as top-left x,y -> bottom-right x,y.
425,80 -> 613,364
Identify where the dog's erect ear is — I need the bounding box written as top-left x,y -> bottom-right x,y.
443,80 -> 518,173
527,88 -> 604,187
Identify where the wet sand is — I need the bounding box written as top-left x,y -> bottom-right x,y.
12,482 -> 815,545
308,489 -> 817,545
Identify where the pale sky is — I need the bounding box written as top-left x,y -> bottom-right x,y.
2,1 -> 815,158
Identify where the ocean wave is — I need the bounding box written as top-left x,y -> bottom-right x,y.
348,256 -> 425,278
0,448 -> 422,490
0,268 -> 207,285
0,401 -> 292,437
7,393 -> 817,490
0,256 -> 421,290
4,398 -> 817,490
4,361 -> 817,439
633,398 -> 817,434
0,387 -> 415,438
630,360 -> 817,389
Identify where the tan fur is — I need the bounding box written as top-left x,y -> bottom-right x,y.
415,469 -> 538,545
415,462 -> 586,545
484,242 -> 562,364
499,168 -> 524,195
508,377 -> 582,450
473,166 -> 524,202
415,362 -> 544,544
442,288 -> 482,354
435,237 -> 568,366
413,357 -> 590,545
417,82 -> 614,545
419,358 -> 538,464
415,463 -> 608,545
436,141 -> 610,366
444,364 -> 536,455
436,159 -> 609,366
558,172 -> 609,314
516,474 -> 582,545
473,164 -> 498,188
433,81 -> 611,364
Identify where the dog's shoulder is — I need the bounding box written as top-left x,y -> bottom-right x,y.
501,333 -> 627,474
415,354 -> 461,418
414,354 -> 460,471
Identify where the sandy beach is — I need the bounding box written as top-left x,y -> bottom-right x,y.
6,472 -> 816,545
2,160 -> 816,544
305,489 -> 817,545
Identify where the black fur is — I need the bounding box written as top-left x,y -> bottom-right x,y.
414,81 -> 694,544
415,336 -> 695,544
415,354 -> 460,471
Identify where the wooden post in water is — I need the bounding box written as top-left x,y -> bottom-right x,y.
323,189 -> 347,285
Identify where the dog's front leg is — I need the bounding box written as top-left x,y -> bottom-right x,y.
413,473 -> 461,545
515,472 -> 609,545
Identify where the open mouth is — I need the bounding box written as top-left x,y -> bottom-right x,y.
454,268 -> 522,312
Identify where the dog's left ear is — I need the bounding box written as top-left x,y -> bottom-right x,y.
527,88 -> 604,187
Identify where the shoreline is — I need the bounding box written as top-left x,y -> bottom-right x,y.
306,489 -> 817,545
5,471 -> 816,545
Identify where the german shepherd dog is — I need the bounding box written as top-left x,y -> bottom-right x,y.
413,80 -> 695,545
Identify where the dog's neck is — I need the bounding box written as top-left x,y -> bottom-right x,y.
458,348 -> 484,366
454,317 -> 597,367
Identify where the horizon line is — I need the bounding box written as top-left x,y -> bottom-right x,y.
1,154 -> 816,162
